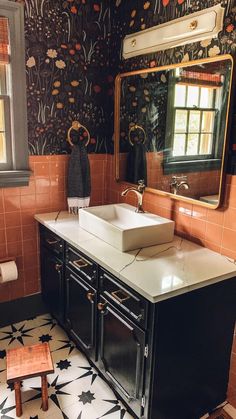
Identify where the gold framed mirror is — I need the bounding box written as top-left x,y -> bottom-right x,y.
114,55 -> 234,209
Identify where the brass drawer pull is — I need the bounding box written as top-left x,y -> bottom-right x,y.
55,263 -> 62,271
46,238 -> 59,245
98,302 -> 106,311
111,289 -> 130,303
87,292 -> 95,302
73,258 -> 88,268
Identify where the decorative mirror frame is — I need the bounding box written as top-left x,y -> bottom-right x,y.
114,54 -> 235,209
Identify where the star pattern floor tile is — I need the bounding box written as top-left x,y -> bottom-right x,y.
0,314 -> 134,419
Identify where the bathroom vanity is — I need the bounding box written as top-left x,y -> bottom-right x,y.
36,212 -> 236,419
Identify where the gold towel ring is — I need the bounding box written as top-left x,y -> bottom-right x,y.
67,120 -> 90,147
128,124 -> 146,146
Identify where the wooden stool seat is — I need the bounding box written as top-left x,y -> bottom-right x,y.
6,343 -> 54,417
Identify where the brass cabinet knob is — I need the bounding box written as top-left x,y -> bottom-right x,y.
87,292 -> 95,302
55,263 -> 62,271
189,20 -> 198,30
97,302 -> 106,311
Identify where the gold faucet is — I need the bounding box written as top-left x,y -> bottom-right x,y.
170,176 -> 189,195
121,180 -> 145,213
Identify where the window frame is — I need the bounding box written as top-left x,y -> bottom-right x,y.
0,0 -> 30,187
163,72 -> 223,174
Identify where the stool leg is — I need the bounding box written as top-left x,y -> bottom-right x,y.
41,375 -> 48,411
14,381 -> 22,417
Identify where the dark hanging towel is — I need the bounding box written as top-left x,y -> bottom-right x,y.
126,142 -> 147,185
67,128 -> 91,214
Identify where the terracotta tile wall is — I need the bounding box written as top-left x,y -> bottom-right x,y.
1,151 -> 236,409
0,154 -> 107,303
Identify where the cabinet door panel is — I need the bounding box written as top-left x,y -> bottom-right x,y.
65,268 -> 97,360
98,300 -> 145,417
40,246 -> 64,324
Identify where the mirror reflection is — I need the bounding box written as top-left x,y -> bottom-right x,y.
115,55 -> 233,208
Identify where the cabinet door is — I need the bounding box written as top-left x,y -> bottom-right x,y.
65,268 -> 97,360
97,298 -> 146,418
40,246 -> 64,324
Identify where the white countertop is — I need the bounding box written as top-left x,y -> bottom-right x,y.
35,211 -> 236,303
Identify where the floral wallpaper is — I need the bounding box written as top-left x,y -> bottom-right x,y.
119,71 -> 168,153
13,0 -> 236,160
18,0 -> 111,154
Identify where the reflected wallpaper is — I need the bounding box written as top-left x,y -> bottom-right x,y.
15,0 -> 236,167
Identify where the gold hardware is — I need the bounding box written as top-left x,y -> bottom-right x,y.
98,302 -> 106,311
46,239 -> 58,245
189,20 -> 198,30
131,39 -> 136,47
87,292 -> 95,302
55,263 -> 62,271
73,258 -> 88,268
128,124 -> 147,146
67,120 -> 90,147
112,289 -> 130,303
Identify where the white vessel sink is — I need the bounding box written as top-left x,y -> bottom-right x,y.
79,203 -> 175,252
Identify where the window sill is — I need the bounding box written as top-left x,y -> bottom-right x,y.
0,170 -> 31,188
163,159 -> 221,174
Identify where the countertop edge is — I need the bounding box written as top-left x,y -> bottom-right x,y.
35,213 -> 236,304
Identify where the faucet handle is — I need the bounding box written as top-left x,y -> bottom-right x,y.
137,179 -> 145,191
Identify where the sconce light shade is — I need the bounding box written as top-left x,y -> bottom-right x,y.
123,4 -> 224,59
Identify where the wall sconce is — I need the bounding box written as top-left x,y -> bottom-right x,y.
123,4 -> 224,59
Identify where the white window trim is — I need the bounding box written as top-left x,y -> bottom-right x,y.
0,0 -> 30,187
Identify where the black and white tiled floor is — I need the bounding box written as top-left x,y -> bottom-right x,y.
0,314 -> 134,419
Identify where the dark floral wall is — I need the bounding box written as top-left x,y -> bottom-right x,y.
15,0 -> 236,158
17,0 -> 111,154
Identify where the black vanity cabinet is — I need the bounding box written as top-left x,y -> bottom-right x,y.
65,245 -> 98,361
39,226 -> 65,325
97,270 -> 149,418
39,225 -> 236,419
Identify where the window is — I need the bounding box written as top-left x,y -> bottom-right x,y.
173,83 -> 217,158
164,67 -> 227,174
0,1 -> 30,187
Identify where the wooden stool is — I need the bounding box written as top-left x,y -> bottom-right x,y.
6,343 -> 54,417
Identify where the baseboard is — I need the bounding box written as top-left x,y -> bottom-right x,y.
0,293 -> 47,327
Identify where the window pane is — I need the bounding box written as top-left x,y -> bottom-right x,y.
189,110 -> 200,133
186,134 -> 198,155
200,87 -> 214,108
200,134 -> 213,155
187,86 -> 199,107
0,132 -> 6,162
0,99 -> 5,131
201,111 -> 214,133
0,65 -> 7,94
174,84 -> 186,107
175,109 -> 187,132
173,134 -> 186,156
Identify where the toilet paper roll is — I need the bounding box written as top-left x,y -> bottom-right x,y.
0,261 -> 18,283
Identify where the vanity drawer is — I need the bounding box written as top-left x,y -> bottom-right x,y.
66,245 -> 98,287
99,269 -> 148,329
40,226 -> 64,257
